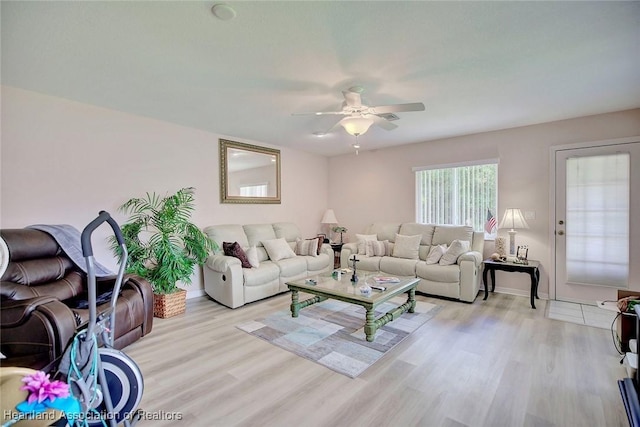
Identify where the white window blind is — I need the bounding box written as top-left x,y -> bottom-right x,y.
565,152 -> 629,287
239,183 -> 268,197
415,162 -> 498,236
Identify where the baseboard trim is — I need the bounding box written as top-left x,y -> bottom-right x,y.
483,286 -> 549,301
187,288 -> 206,299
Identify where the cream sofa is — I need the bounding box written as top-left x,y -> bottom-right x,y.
203,222 -> 333,308
340,223 -> 484,302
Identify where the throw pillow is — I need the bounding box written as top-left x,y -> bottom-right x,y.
262,237 -> 297,262
246,245 -> 260,268
426,244 -> 448,265
356,233 -> 378,255
306,237 -> 323,255
223,241 -> 252,268
392,234 -> 422,260
365,240 -> 389,257
439,240 -> 471,265
295,238 -> 319,257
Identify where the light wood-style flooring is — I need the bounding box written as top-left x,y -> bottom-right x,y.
125,291 -> 629,426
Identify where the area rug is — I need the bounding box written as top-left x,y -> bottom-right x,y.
237,298 -> 441,378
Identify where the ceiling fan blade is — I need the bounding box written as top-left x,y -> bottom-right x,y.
342,90 -> 362,107
292,111 -> 347,116
370,115 -> 398,131
369,102 -> 425,114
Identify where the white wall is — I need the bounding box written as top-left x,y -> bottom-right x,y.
0,86 -> 330,297
328,109 -> 640,298
4,86 -> 639,301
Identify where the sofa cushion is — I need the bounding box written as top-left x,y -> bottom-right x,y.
392,234 -> 422,259
426,244 -> 447,265
432,225 -> 474,246
398,223 -> 435,245
379,256 -> 418,276
272,256 -> 307,277
365,240 -> 390,257
416,262 -> 461,283
353,255 -> 382,272
305,253 -> 332,271
204,224 -> 249,250
242,261 -> 280,287
273,222 -> 301,242
367,223 -> 402,242
244,224 -> 277,248
262,238 -> 297,261
223,241 -> 252,268
439,240 -> 471,265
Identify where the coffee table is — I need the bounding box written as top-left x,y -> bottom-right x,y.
286,274 -> 419,342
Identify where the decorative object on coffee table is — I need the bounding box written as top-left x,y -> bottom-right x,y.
350,255 -> 359,283
110,187 -> 218,318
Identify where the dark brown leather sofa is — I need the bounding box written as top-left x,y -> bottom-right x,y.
0,229 -> 153,371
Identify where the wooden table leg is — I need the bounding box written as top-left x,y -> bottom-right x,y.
529,270 -> 538,309
365,307 -> 376,342
408,288 -> 416,313
483,266 -> 490,300
290,289 -> 300,317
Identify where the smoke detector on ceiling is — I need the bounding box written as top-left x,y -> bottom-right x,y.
211,4 -> 237,21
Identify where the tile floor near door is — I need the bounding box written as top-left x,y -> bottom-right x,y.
546,300 -> 618,329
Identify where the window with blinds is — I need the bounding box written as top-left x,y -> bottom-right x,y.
239,183 -> 268,197
415,161 -> 498,237
565,152 -> 629,287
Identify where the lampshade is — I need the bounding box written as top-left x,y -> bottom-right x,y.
341,117 -> 374,136
499,208 -> 529,230
321,209 -> 338,224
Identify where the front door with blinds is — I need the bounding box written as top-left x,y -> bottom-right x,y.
554,140 -> 640,303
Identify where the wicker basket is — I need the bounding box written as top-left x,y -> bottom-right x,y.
153,289 -> 187,318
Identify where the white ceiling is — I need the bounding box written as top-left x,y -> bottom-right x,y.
2,1 -> 639,157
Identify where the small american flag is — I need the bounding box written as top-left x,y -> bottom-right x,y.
485,209 -> 497,234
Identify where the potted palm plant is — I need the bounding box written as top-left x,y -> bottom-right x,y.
110,187 -> 218,318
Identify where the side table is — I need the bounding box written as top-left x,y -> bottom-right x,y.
330,243 -> 343,269
483,259 -> 541,309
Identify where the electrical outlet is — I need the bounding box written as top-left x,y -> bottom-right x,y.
524,211 -> 536,220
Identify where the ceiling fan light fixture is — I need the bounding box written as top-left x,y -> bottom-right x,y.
341,117 -> 374,136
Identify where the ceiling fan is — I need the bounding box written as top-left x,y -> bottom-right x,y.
293,86 -> 425,137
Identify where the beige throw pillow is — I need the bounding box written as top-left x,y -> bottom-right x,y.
356,234 -> 378,255
246,245 -> 260,268
439,240 -> 471,265
295,238 -> 319,257
365,240 -> 389,257
262,238 -> 297,261
392,234 -> 422,260
426,244 -> 447,265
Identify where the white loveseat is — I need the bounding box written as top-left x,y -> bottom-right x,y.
340,223 -> 484,302
203,222 -> 333,308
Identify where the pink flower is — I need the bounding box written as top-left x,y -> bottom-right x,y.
20,371 -> 70,403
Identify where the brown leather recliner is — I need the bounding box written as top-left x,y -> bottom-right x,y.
0,229 -> 153,371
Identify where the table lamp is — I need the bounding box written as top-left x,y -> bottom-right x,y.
321,209 -> 338,243
499,208 -> 529,256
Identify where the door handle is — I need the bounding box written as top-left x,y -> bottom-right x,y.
557,230 -> 564,236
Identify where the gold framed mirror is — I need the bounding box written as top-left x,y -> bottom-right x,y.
219,139 -> 281,204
